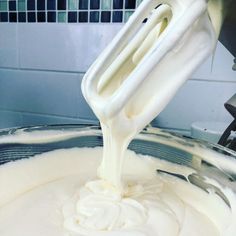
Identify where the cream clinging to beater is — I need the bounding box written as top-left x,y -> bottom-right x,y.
81,0 -> 220,188
81,0 -> 219,134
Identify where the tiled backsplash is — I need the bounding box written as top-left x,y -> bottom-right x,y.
0,6 -> 235,133
0,0 -> 141,23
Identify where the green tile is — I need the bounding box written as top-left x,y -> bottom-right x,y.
68,0 -> 78,10
58,12 -> 66,22
18,0 -> 26,11
101,0 -> 111,10
124,11 -> 134,22
0,1 -> 7,11
136,0 -> 143,7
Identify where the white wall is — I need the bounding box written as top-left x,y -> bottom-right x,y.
0,23 -> 235,133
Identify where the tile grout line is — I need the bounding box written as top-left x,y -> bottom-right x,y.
0,66 -> 86,75
0,107 -> 96,120
0,67 -> 235,83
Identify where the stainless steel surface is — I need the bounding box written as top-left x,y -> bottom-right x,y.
0,124 -> 235,190
0,123 -> 235,213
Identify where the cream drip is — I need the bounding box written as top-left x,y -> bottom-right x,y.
64,0 -> 233,235
81,0 -> 218,191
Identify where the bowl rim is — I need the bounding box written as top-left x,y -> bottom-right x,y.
0,124 -> 236,176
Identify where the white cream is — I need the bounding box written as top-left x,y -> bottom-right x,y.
0,147 -> 235,236
81,0 -> 218,190
77,1 -> 229,233
76,0 -> 236,233
0,0 -> 235,235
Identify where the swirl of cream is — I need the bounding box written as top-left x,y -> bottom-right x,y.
63,180 -> 148,234
63,179 -> 191,236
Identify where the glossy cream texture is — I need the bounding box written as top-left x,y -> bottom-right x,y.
81,0 -> 217,190
0,147 -> 236,236
0,0 -> 234,235
76,1 -> 222,234
76,1 -> 230,234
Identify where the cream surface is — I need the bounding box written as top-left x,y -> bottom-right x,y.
0,0 -> 234,235
0,147 -> 236,236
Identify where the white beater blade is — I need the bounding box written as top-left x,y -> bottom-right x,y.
82,0 -> 217,133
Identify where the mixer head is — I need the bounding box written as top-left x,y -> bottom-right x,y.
82,0 -> 218,135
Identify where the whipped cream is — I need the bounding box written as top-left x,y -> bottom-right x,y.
0,147 -> 235,236
0,1 -> 235,236
81,0 -> 218,190
71,0 -> 236,233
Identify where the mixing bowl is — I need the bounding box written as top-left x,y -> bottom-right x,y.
0,124 -> 235,206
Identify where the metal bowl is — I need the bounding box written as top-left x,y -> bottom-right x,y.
0,124 -> 235,206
